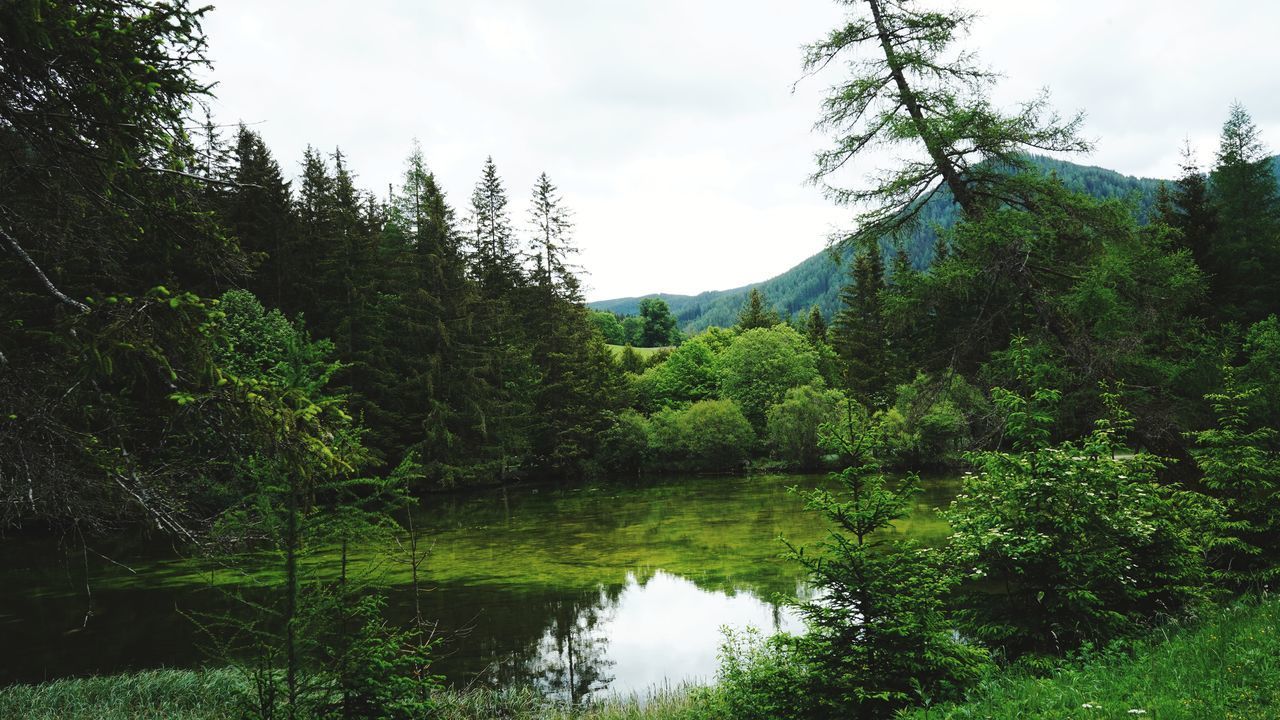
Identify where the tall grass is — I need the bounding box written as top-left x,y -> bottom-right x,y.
0,668 -> 242,720
0,670 -> 709,720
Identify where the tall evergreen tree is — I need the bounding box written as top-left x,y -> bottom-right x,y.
1208,104 -> 1280,323
1160,141 -> 1217,274
226,125 -> 299,313
735,287 -> 781,330
381,145 -> 484,481
467,156 -> 524,296
465,158 -> 534,478
832,239 -> 892,408
527,172 -> 579,301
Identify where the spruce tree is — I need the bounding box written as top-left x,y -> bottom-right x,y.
527,172 -> 579,301
1163,142 -> 1217,273
467,156 -> 524,296
832,239 -> 892,408
804,305 -> 828,345
466,157 -> 534,478
381,145 -> 484,481
735,287 -> 781,330
1209,104 -> 1280,323
226,125 -> 299,313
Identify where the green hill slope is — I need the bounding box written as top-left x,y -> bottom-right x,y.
589,156 -> 1196,332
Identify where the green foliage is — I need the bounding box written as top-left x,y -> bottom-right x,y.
1188,363 -> 1280,588
716,325 -> 822,431
639,298 -> 682,346
832,236 -> 893,407
765,385 -> 848,470
589,311 -> 627,345
635,337 -> 720,410
775,412 -> 988,719
677,400 -> 755,472
881,373 -> 990,467
645,400 -> 754,472
1208,104 -> 1280,324
596,410 -> 652,474
699,628 -> 816,720
735,288 -> 781,331
948,383 -> 1221,659
901,598 -> 1280,720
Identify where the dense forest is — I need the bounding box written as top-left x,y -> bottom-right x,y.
4,0 -> 1280,719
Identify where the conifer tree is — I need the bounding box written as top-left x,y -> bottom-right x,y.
1209,104 -> 1280,323
226,125 -> 299,313
1161,142 -> 1217,273
805,0 -> 1088,243
381,145 -> 485,480
735,287 -> 781,330
832,239 -> 893,408
804,305 -> 829,345
527,172 -> 579,301
468,156 -> 524,296
465,158 -> 534,478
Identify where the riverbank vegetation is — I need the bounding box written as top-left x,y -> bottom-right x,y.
5,0 -> 1280,718
4,596 -> 1278,719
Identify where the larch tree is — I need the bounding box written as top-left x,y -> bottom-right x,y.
805,0 -> 1089,242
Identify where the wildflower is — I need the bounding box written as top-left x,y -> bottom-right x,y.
1127,711 -> 1147,715
1082,702 -> 1100,709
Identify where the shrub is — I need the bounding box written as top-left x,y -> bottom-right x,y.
947,384 -> 1224,659
677,399 -> 755,472
596,410 -> 651,474
765,385 -> 848,470
717,325 -> 821,431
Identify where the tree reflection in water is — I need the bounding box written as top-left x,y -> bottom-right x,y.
520,570 -> 801,702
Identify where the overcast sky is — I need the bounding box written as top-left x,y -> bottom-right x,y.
200,1 -> 1280,302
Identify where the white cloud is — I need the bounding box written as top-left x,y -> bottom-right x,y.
200,0 -> 1280,301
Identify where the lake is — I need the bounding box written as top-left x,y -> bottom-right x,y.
0,472 -> 957,700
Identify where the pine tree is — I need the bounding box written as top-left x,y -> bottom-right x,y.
832,239 -> 893,408
380,145 -> 486,481
226,125 -> 299,313
467,156 -> 524,296
465,157 -> 534,479
527,172 -> 579,301
1162,141 -> 1217,273
805,0 -> 1088,243
735,287 -> 781,330
1188,364 -> 1280,588
804,305 -> 828,345
1209,103 -> 1280,323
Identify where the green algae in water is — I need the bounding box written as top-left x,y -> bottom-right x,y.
0,472 -> 959,695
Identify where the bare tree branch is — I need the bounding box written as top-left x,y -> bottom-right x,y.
0,224 -> 91,314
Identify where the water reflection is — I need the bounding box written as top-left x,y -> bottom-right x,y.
525,571 -> 800,702
0,473 -> 954,690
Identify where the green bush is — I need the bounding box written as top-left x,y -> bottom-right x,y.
717,325 -> 822,431
677,399 -> 756,472
765,385 -> 848,470
947,384 -> 1224,659
882,372 -> 989,467
596,410 -> 652,473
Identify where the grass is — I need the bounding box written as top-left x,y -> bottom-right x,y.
902,596 -> 1280,720
0,668 -> 243,720
6,598 -> 1277,719
605,344 -> 671,359
0,670 -> 708,720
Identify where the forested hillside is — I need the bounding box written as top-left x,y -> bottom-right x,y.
591,156 -> 1246,332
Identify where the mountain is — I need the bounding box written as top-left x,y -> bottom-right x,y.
590,156 -> 1192,333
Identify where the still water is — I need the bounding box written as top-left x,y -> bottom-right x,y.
0,473 -> 957,699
